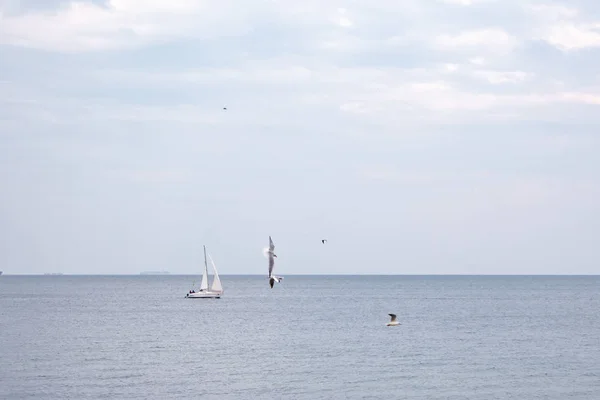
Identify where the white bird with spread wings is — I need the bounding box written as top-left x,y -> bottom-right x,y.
267,236 -> 283,288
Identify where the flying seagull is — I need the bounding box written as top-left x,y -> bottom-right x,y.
267,236 -> 283,288
223,107 -> 227,110
321,239 -> 327,244
387,314 -> 400,326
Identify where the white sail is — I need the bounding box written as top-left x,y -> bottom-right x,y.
207,253 -> 223,293
199,269 -> 208,290
199,246 -> 209,290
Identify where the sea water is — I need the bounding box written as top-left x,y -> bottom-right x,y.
1,275 -> 599,399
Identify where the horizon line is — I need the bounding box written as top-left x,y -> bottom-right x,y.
2,273 -> 599,277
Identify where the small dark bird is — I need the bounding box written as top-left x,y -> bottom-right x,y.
321,239 -> 327,244
223,107 -> 227,110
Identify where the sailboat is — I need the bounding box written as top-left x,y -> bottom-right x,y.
185,245 -> 223,299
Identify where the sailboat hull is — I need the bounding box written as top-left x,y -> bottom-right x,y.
186,291 -> 222,299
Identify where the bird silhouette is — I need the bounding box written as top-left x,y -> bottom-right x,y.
387,313 -> 400,326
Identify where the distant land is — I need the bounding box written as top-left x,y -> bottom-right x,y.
44,273 -> 64,276
140,271 -> 170,275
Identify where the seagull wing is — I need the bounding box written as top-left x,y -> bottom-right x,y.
388,313 -> 397,321
268,236 -> 276,277
268,254 -> 274,277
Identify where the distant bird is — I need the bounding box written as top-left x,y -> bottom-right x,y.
387,314 -> 400,326
267,236 -> 283,288
321,239 -> 327,244
223,107 -> 227,110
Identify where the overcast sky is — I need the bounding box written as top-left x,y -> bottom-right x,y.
1,0 -> 599,275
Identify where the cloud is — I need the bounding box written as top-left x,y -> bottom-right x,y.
435,28 -> 517,53
473,69 -> 531,84
527,3 -> 579,20
543,23 -> 600,50
437,0 -> 499,5
524,3 -> 600,51
0,0 -> 258,52
2,0 -> 600,61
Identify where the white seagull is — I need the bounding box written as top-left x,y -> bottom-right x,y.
387,313 -> 400,326
267,236 -> 283,288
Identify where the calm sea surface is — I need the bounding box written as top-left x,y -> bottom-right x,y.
1,275 -> 599,399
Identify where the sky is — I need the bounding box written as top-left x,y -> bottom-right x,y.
1,0 -> 599,275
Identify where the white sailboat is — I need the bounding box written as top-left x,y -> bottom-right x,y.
186,246 -> 223,299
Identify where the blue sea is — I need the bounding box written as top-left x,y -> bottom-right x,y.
1,275 -> 599,399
